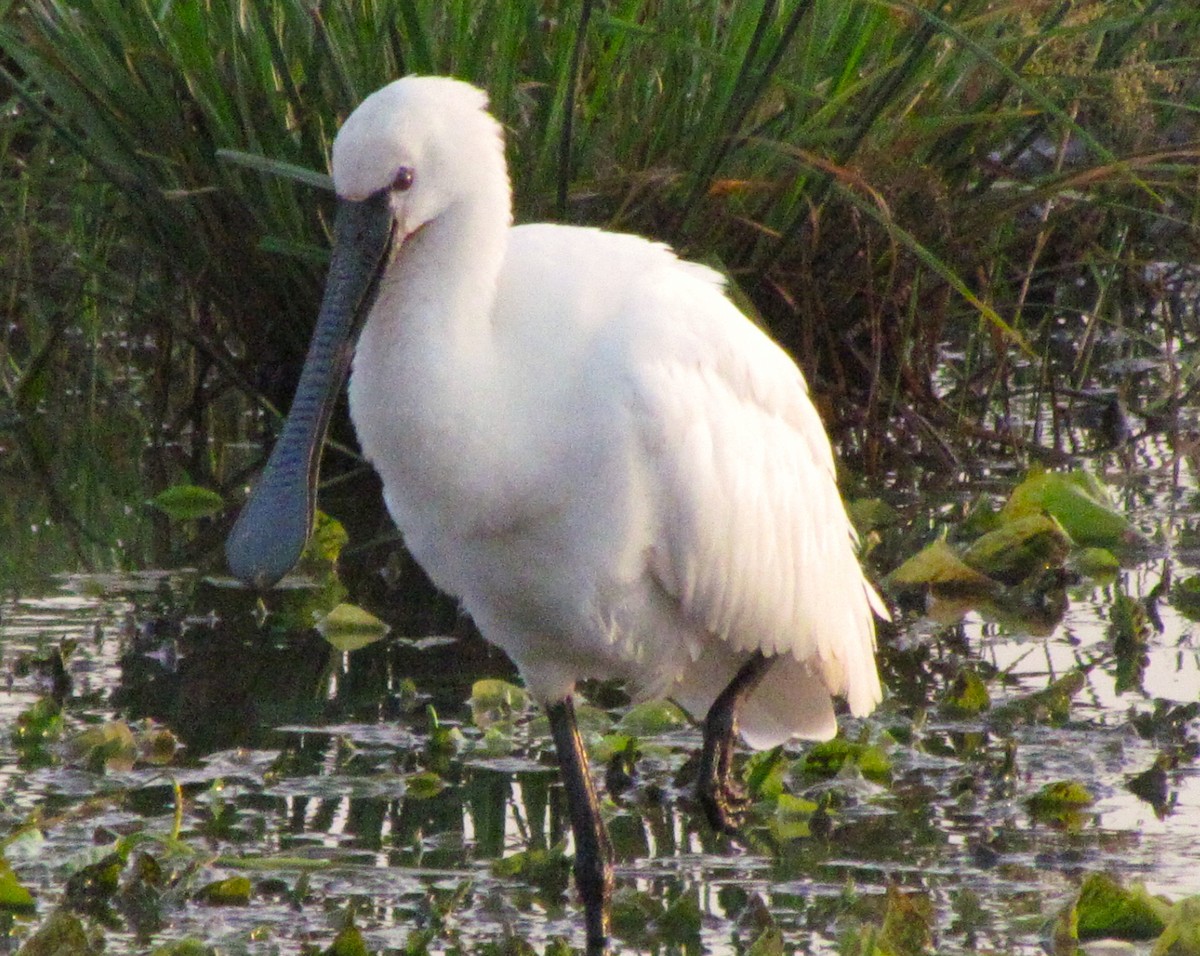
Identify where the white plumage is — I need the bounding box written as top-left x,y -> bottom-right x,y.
224,74 -> 889,948
337,77 -> 885,745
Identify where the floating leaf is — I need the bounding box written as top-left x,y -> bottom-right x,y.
62,721 -> 137,772
303,512 -> 350,567
149,484 -> 224,521
1000,469 -> 1135,548
771,793 -> 819,841
1076,872 -> 1169,941
137,724 -> 180,765
1171,576 -> 1200,622
1070,547 -> 1122,579
611,887 -> 664,938
492,846 -> 570,894
797,739 -> 891,783
615,699 -> 688,736
0,858 -> 35,913
1028,780 -> 1095,817
194,876 -> 252,905
12,698 -> 64,764
324,919 -> 371,956
315,603 -> 390,651
469,679 -> 531,729
940,669 -> 991,718
1152,896 -> 1200,956
1127,756 -> 1171,812
848,498 -> 900,535
992,670 -> 1085,727
961,512 -> 1072,585
657,890 -> 704,943
65,852 -> 124,911
879,885 -> 935,956
405,771 -> 446,800
888,537 -> 1000,596
14,909 -> 101,956
745,747 -> 788,801
149,940 -> 217,956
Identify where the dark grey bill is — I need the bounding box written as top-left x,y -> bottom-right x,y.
226,190 -> 394,589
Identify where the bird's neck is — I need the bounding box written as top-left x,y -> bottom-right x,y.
349,189 -> 512,481
378,192 -> 510,357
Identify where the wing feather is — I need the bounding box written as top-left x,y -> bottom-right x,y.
629,267 -> 884,717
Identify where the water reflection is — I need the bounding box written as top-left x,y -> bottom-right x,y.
2,463 -> 1200,954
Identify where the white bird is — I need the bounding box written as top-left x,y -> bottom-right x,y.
226,75 -> 886,953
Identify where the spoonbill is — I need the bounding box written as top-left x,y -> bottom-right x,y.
226,75 -> 886,953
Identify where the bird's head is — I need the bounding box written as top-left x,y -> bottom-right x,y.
225,76 -> 504,589
332,76 -> 507,244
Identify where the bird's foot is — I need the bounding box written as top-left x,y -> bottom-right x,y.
697,771 -> 751,834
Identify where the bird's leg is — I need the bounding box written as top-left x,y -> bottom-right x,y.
546,697 -> 613,955
697,651 -> 774,833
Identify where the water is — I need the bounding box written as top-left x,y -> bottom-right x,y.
2,458 -> 1200,954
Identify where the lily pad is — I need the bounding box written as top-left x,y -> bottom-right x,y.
615,699 -> 689,736
1171,576 -> 1200,622
315,603 -> 390,651
940,669 -> 991,718
888,537 -> 1000,596
1028,780 -> 1095,822
1000,469 -> 1136,548
1152,896 -> 1200,955
1076,872 -> 1169,941
149,484 -> 224,521
961,512 -> 1072,585
62,721 -> 137,772
194,876 -> 252,906
796,738 -> 892,783
0,858 -> 36,913
492,846 -> 570,894
470,678 -> 531,729
14,909 -> 101,956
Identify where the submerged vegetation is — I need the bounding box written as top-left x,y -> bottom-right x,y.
3,0 -> 1200,953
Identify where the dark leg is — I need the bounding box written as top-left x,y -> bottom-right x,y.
697,651 -> 774,833
546,697 -> 613,955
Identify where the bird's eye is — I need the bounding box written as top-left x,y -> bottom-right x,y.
392,167 -> 415,192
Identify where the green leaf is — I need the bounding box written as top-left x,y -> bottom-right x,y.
469,679 -> 531,729
1027,780 -> 1095,818
0,858 -> 36,913
149,940 -> 217,956
14,909 -> 101,956
62,720 -> 137,772
492,846 -> 570,894
1069,547 -> 1121,579
215,148 -> 333,192
1000,469 -> 1136,548
615,699 -> 689,736
315,603 -> 390,651
771,793 -> 819,841
940,670 -> 991,718
303,512 -> 350,568
1152,896 -> 1200,956
149,484 -> 224,521
888,537 -> 1000,596
1076,872 -> 1169,941
324,920 -> 372,956
847,497 -> 900,536
405,771 -> 446,800
1171,576 -> 1200,622
194,876 -> 252,905
961,512 -> 1072,585
992,670 -> 1085,727
797,738 -> 891,783
879,886 -> 935,956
